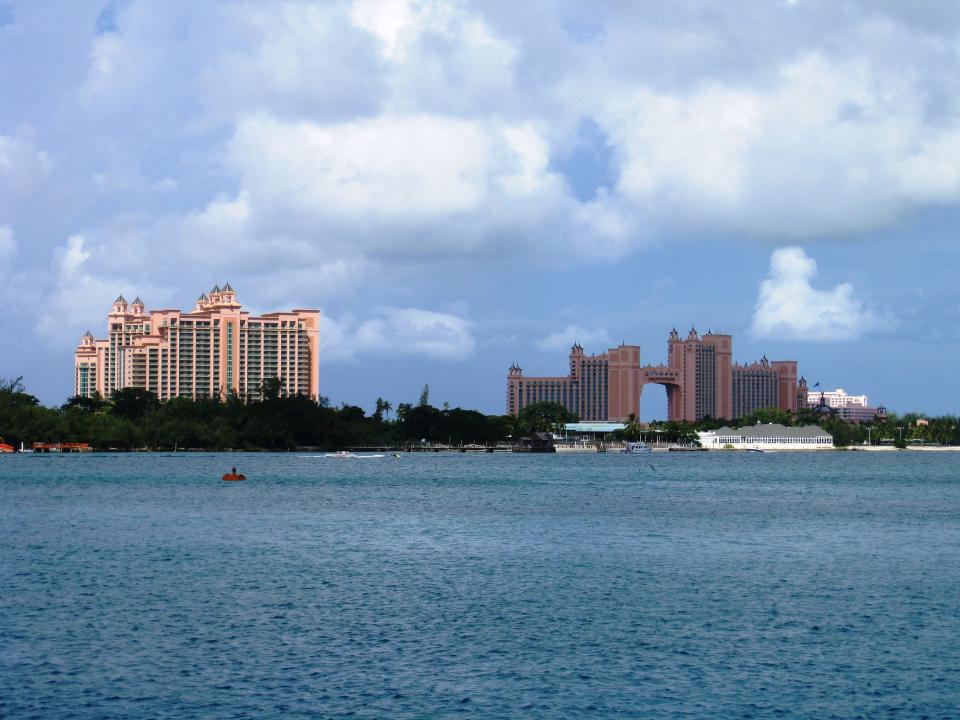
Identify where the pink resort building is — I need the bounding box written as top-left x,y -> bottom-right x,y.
806,387 -> 886,423
74,285 -> 320,401
507,328 -> 803,423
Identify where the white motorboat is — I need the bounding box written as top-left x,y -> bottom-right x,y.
621,441 -> 652,454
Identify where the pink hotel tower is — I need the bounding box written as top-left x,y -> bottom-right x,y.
507,328 -> 804,423
74,285 -> 320,401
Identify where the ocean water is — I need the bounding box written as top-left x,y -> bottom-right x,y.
2,451 -> 959,719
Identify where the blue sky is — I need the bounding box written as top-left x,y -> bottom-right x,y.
1,0 -> 960,419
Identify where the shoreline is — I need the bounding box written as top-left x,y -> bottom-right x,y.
9,444 -> 960,454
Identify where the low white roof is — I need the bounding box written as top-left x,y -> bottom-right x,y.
703,423 -> 831,438
564,422 -> 627,433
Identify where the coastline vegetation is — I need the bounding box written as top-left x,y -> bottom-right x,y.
1,377 -> 957,451
0,378 -> 578,451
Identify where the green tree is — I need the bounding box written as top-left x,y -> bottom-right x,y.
259,377 -> 282,401
737,407 -> 794,426
396,403 -> 413,422
418,384 -> 430,407
621,413 -> 642,440
0,376 -> 39,409
338,404 -> 367,423
110,388 -> 160,421
518,401 -> 578,434
821,418 -> 865,447
62,392 -> 108,413
373,397 -> 392,423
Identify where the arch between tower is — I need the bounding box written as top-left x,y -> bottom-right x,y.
639,366 -> 684,422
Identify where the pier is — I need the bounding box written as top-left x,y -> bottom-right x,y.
31,442 -> 93,453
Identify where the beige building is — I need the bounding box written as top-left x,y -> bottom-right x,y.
74,285 -> 320,401
807,388 -> 869,408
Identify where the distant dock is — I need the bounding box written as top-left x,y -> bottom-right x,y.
31,442 -> 93,453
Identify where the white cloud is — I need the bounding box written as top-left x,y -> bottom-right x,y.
35,235 -> 116,345
751,247 -> 889,341
0,225 -> 15,280
56,0 -> 960,306
54,1 -> 960,255
11,0 -> 960,385
349,0 -> 518,108
231,113 -> 493,218
591,50 -> 960,238
0,127 -> 50,201
211,111 -> 596,263
536,325 -> 614,352
349,0 -> 417,61
323,307 -> 475,361
59,235 -> 91,278
228,113 -> 567,223
204,3 -> 384,122
0,225 -> 16,256
27,234 -> 168,348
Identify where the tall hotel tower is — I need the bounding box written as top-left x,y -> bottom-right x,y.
74,285 -> 320,401
506,344 -> 643,422
507,328 -> 803,423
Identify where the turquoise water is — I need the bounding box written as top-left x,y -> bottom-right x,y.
3,451 -> 960,718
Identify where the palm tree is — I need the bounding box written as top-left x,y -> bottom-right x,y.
374,397 -> 393,423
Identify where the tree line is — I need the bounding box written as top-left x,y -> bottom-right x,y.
0,378 -> 577,451
2,376 -> 956,450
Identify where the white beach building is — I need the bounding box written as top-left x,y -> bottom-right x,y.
698,423 -> 834,450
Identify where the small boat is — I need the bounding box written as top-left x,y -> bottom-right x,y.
621,441 -> 652,454
745,448 -> 765,453
222,471 -> 246,481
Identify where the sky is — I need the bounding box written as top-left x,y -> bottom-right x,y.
2,0 -> 960,419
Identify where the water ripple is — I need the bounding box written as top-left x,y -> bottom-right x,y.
2,452 -> 959,718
